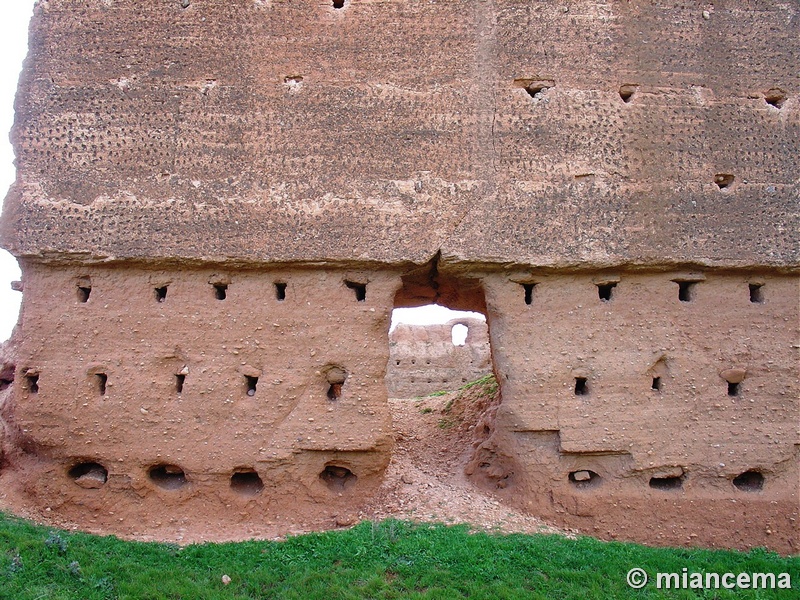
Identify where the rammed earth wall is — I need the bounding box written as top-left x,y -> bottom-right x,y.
0,0 -> 797,551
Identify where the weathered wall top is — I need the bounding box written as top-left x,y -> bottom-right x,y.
2,0 -> 798,268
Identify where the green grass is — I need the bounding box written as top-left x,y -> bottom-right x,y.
460,373 -> 498,395
0,513 -> 797,599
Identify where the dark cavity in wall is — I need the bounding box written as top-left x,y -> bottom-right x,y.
727,381 -> 741,397
597,282 -> 616,301
213,283 -> 228,300
574,377 -> 588,396
149,465 -> 187,490
332,0 -> 345,8
619,84 -> 638,103
175,374 -> 185,394
230,470 -> 264,496
155,286 -> 168,302
652,377 -> 662,391
345,280 -> 366,301
649,475 -> 683,490
25,373 -> 39,394
514,78 -> 555,99
714,173 -> 735,190
68,462 -> 108,487
76,279 -> 92,303
245,376 -> 258,396
320,464 -> 357,491
749,283 -> 764,303
764,88 -> 787,109
96,373 -> 107,396
275,282 -> 287,301
675,281 -> 697,302
733,470 -> 764,492
520,282 -> 535,305
569,470 -> 601,489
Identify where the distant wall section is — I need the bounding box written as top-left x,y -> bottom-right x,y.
386,318 -> 492,397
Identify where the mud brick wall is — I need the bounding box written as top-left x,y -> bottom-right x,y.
0,0 -> 797,551
386,318 -> 492,397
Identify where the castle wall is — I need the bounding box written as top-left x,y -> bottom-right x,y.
0,0 -> 797,551
470,270 -> 799,551
386,318 -> 492,397
4,262 -> 396,529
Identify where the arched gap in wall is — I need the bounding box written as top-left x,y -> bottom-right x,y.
387,270 -> 494,400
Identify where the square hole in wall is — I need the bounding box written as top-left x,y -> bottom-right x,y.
345,280 -> 366,301
749,283 -> 764,304
674,280 -> 699,302
25,373 -> 39,394
213,283 -> 228,300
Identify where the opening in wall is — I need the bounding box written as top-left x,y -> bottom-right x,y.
149,464 -> 188,490
727,381 -> 741,397
675,280 -> 698,302
520,282 -> 536,305
96,373 -> 107,396
733,470 -> 764,492
649,475 -> 683,490
68,462 -> 108,488
175,374 -> 185,394
651,377 -> 662,391
213,283 -> 228,300
325,366 -> 347,400
749,283 -> 764,303
245,375 -> 258,396
574,377 -> 588,396
596,282 -> 616,302
155,286 -> 168,302
388,270 -> 493,400
24,373 -> 39,394
230,469 -> 264,496
76,278 -> 92,303
275,282 -> 287,301
345,280 -> 367,302
451,323 -> 468,346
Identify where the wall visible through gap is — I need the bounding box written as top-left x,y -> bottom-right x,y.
386,315 -> 492,397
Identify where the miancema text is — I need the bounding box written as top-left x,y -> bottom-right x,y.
658,570 -> 792,590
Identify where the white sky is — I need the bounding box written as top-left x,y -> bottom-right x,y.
0,1 -> 483,342
0,2 -> 33,342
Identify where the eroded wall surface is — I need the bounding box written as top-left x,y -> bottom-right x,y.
0,0 -> 797,551
2,263 -> 396,532
386,318 -> 491,397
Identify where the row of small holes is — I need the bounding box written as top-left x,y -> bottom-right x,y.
569,470 -> 764,492
25,372 -> 346,400
69,461 -> 355,494
75,280 -> 366,303
574,376 -> 743,396
521,281 -> 765,304
523,79 -> 787,109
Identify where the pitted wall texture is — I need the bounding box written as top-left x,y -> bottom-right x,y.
0,0 -> 798,552
1,0 -> 797,266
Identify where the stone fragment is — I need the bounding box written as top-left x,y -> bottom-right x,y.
720,368 -> 747,384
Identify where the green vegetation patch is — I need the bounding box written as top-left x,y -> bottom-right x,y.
0,512 -> 797,599
460,373 -> 498,395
